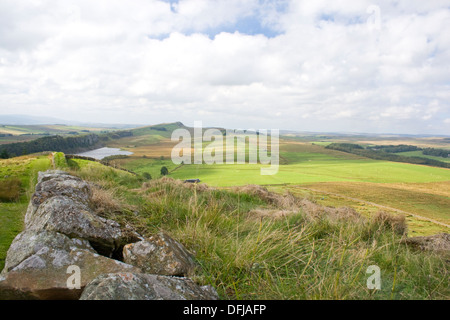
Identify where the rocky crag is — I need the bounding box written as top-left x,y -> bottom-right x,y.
0,170 -> 218,300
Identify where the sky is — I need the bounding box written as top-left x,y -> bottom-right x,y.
0,0 -> 449,135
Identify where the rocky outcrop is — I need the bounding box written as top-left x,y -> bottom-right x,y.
0,170 -> 218,300
80,273 -> 218,300
1,230 -> 94,274
123,233 -> 197,277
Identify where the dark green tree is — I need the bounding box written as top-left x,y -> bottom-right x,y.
160,166 -> 169,176
0,149 -> 9,159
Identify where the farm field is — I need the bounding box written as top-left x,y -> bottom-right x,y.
108,132 -> 450,237
168,160 -> 450,186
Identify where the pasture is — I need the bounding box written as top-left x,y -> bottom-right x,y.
111,134 -> 450,236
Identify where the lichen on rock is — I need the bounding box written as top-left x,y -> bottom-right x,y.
123,232 -> 197,277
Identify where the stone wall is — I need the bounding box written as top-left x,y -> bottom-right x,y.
0,170 -> 218,300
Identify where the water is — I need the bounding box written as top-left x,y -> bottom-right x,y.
75,147 -> 133,160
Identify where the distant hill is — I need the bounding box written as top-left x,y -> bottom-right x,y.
0,114 -> 138,129
131,122 -> 187,137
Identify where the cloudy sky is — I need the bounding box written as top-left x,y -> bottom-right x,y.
0,0 -> 449,134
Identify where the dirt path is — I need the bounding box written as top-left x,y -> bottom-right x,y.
286,185 -> 450,229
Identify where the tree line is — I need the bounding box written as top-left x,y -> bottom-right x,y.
422,148 -> 449,158
326,143 -> 450,169
366,144 -> 421,153
0,134 -> 100,159
0,129 -> 136,159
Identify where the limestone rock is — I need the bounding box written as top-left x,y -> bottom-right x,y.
80,273 -> 219,300
123,233 -> 196,277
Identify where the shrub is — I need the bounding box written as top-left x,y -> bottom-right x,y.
142,172 -> 152,180
0,178 -> 22,202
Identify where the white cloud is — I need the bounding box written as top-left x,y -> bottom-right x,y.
0,0 -> 449,134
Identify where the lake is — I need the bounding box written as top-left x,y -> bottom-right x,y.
75,147 -> 133,160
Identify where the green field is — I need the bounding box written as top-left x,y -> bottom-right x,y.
105,129 -> 449,237
167,160 -> 450,186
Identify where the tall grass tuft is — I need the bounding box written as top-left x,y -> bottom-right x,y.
0,178 -> 22,202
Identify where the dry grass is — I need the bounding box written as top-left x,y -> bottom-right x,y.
300,181 -> 450,226
298,198 -> 363,222
237,184 -> 365,225
373,210 -> 408,236
247,208 -> 299,219
89,185 -> 125,217
232,184 -> 300,208
143,176 -> 215,193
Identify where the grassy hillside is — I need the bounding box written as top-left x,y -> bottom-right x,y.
0,154 -> 52,270
0,154 -> 448,299
1,123 -> 448,300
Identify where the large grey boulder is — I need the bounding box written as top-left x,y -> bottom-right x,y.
25,171 -> 90,226
33,171 -> 91,205
25,195 -> 128,256
0,231 -> 141,300
80,273 -> 219,300
1,230 -> 94,275
123,233 -> 197,277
